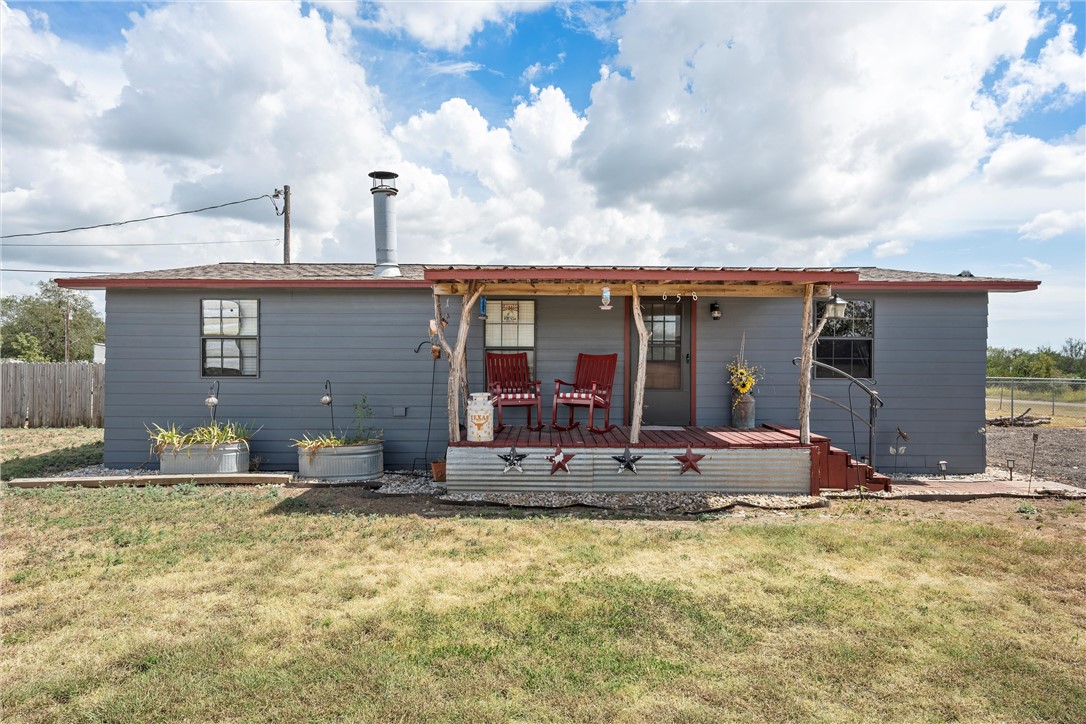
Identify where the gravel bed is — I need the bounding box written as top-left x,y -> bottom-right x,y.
59,464 -> 157,478
438,491 -> 827,513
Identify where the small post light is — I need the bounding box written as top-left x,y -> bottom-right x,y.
710,302 -> 722,320
599,286 -> 612,311
478,296 -> 488,320
1028,432 -> 1039,490
938,460 -> 948,480
824,295 -> 848,320
321,380 -> 335,432
204,380 -> 220,424
1006,457 -> 1016,480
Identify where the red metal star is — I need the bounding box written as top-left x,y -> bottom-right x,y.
547,445 -> 575,475
674,446 -> 705,475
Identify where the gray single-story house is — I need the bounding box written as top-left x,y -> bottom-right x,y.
57,175 -> 1038,492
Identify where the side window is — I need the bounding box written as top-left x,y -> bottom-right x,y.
202,299 -> 259,377
484,300 -> 536,377
815,299 -> 873,379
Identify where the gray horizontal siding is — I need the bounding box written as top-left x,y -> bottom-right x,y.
694,292 -> 989,474
103,287 -> 991,477
103,289 -> 458,470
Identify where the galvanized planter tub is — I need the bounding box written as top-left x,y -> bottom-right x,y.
158,442 -> 249,474
297,442 -> 384,481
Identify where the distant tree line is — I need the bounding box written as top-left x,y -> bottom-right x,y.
987,338 -> 1086,379
1,282 -> 105,362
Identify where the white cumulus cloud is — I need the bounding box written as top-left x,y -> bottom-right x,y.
873,240 -> 911,258
1018,209 -> 1086,240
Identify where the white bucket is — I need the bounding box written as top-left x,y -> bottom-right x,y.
466,392 -> 494,442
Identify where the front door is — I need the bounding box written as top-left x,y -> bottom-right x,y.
632,298 -> 692,425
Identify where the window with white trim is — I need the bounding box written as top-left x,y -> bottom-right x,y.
484,300 -> 536,376
201,299 -> 259,377
815,299 -> 873,379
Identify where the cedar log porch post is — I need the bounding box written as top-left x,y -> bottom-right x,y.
798,283 -> 830,444
629,284 -> 649,444
433,282 -> 485,443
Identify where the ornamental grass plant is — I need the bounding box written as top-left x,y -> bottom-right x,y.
146,421 -> 258,456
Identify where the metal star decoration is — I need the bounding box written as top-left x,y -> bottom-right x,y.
674,446 -> 705,475
547,446 -> 575,475
612,446 -> 643,474
498,445 -> 528,473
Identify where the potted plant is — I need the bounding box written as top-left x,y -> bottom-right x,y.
293,398 -> 384,481
726,335 -> 764,429
148,420 -> 258,474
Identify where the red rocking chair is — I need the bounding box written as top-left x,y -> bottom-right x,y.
552,353 -> 618,434
486,352 -> 544,433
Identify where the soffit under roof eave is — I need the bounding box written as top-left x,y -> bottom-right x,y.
423,268 -> 860,284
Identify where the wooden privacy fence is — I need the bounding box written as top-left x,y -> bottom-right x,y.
1,362 -> 105,428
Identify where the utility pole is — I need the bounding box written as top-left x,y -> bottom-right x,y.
64,300 -> 72,362
281,185 -> 291,264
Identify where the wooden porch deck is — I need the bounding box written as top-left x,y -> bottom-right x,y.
449,424 -> 824,450
445,424 -> 890,495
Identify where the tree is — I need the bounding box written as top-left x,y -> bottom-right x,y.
987,338 -> 1086,379
0,282 -> 105,361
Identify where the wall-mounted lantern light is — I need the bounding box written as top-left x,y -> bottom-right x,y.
204,381 -> 220,424
478,296 -> 488,320
321,379 -> 335,431
824,295 -> 848,320
599,286 -> 612,311
710,302 -> 722,320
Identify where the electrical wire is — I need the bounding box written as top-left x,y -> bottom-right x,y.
3,238 -> 279,248
1,195 -> 277,239
2,268 -> 122,274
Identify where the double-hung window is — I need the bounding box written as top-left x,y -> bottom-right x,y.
484,300 -> 536,376
201,299 -> 259,377
815,299 -> 873,379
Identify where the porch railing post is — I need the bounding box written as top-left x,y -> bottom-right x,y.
629,284 -> 649,444
798,284 -> 829,445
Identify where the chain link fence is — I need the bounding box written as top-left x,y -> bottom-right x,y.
986,377 -> 1086,427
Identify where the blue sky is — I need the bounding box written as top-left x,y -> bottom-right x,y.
2,1 -> 1084,350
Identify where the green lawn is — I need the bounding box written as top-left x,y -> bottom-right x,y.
2,485 -> 1084,722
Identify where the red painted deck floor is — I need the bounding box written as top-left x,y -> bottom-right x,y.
449,425 -> 820,450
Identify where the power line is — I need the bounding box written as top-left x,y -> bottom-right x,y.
2,268 -> 121,274
3,238 -> 280,248
1,195 -> 277,239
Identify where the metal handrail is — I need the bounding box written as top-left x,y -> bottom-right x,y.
793,357 -> 883,469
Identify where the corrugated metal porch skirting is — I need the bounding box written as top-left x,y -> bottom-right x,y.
446,446 -> 811,494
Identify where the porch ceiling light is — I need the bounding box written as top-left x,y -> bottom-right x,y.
824,295 -> 848,320
710,302 -> 722,320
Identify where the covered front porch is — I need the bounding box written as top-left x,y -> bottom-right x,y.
447,424 -> 891,495
427,266 -> 883,495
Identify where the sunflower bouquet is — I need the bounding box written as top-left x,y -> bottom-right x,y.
726,334 -> 764,407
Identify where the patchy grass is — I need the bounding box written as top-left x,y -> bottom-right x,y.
2,487 -> 1084,722
0,427 -> 103,480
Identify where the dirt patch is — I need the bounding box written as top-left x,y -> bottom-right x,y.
986,426 -> 1086,489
